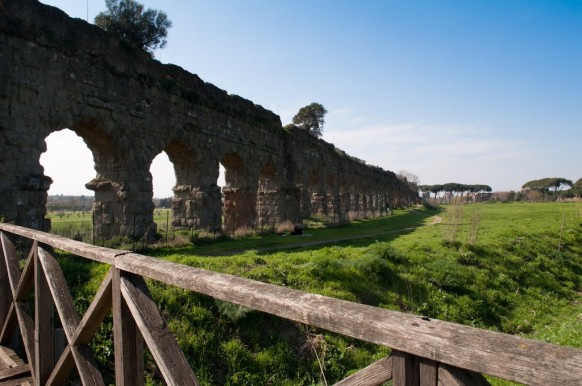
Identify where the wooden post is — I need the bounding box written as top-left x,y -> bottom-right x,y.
0,235 -> 9,331
419,358 -> 438,386
113,268 -> 144,386
392,350 -> 419,386
35,249 -> 54,385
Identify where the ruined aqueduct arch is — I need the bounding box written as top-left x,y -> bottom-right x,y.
0,0 -> 417,240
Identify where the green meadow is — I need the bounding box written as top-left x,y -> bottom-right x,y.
54,202 -> 582,385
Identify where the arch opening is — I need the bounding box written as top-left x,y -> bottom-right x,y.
149,150 -> 174,239
40,128 -> 97,241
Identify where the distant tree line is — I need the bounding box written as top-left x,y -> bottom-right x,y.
47,195 -> 93,212
521,177 -> 580,201
418,183 -> 492,204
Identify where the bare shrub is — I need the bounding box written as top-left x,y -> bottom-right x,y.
442,206 -> 464,245
468,207 -> 482,245
275,220 -> 296,234
233,226 -> 256,238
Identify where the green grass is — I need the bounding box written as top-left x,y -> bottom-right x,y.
56,202 -> 582,385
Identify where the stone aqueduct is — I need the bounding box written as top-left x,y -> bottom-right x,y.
0,0 -> 418,240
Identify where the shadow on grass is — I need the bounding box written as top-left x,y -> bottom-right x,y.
148,205 -> 444,258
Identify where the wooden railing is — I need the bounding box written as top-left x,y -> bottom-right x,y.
1,223 -> 581,386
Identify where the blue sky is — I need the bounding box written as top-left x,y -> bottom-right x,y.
39,0 -> 581,197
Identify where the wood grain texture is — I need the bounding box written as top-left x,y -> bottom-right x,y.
0,237 -> 9,334
0,346 -> 22,368
37,248 -> 79,340
71,269 -> 112,346
13,303 -> 35,384
113,269 -> 144,386
0,233 -> 20,296
393,350 -> 419,386
438,364 -> 491,386
1,249 -> 33,347
0,376 -> 34,386
0,364 -> 30,380
1,225 -> 581,386
14,247 -> 34,303
419,358 -> 438,386
0,305 -> 16,347
120,274 -> 200,386
36,248 -> 105,386
333,356 -> 392,386
35,249 -> 54,385
44,346 -> 74,386
116,253 -> 582,386
0,225 -> 118,265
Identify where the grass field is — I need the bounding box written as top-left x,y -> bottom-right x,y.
47,208 -> 179,242
55,202 -> 582,385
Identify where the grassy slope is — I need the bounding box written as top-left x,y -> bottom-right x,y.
58,202 -> 582,385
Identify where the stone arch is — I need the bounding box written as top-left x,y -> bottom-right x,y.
147,141 -> 223,233
1,1 -> 419,240
73,124 -> 139,241
38,122 -> 127,240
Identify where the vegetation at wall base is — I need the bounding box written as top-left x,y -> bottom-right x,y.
56,202 -> 581,385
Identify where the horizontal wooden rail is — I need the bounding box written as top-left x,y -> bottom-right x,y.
1,223 -> 581,386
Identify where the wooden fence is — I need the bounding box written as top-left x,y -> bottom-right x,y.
0,223 -> 581,385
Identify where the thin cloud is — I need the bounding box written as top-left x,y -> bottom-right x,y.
324,122 -> 530,190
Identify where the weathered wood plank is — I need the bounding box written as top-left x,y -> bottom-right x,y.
37,248 -> 80,340
35,249 -> 54,385
0,236 -> 9,335
438,364 -> 491,386
2,225 -> 582,386
13,303 -> 35,383
1,248 -> 34,348
112,269 -> 144,386
44,270 -> 113,385
120,274 -> 200,386
0,376 -> 34,386
1,245 -> 34,347
419,358 -> 438,386
70,269 -> 112,346
45,345 -> 105,386
333,356 -> 392,386
44,346 -> 74,386
0,364 -> 30,380
70,345 -> 105,386
0,378 -> 34,386
0,224 -> 117,265
14,246 -> 34,303
0,305 -> 16,346
36,247 -> 105,386
0,346 -> 22,368
0,233 -> 21,295
116,253 -> 582,386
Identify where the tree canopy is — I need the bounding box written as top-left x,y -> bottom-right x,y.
521,178 -> 572,193
95,0 -> 172,55
418,183 -> 492,202
521,177 -> 574,201
291,102 -> 327,137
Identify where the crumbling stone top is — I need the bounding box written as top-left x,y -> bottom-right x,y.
0,0 -> 282,128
